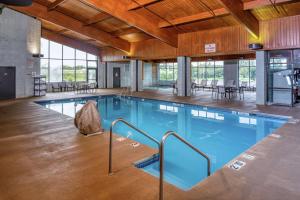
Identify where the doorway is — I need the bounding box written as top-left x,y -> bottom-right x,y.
113,68 -> 121,88
0,67 -> 16,100
87,68 -> 98,85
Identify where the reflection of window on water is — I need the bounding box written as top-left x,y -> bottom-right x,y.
191,109 -> 224,121
159,105 -> 178,113
239,117 -> 257,125
45,102 -> 84,118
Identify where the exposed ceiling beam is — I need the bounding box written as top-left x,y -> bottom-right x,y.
81,0 -> 178,48
217,0 -> 259,38
57,29 -> 69,34
48,0 -> 68,11
244,0 -> 294,10
42,29 -> 100,55
128,0 -> 160,10
159,8 -> 228,28
111,27 -> 141,36
84,12 -> 111,26
11,2 -> 130,52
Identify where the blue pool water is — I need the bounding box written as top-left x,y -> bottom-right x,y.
37,95 -> 287,190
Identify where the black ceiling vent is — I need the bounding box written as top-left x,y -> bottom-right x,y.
249,43 -> 263,50
0,0 -> 32,6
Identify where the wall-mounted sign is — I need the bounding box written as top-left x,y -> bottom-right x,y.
205,43 -> 216,53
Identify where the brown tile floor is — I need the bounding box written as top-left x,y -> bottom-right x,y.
0,89 -> 300,200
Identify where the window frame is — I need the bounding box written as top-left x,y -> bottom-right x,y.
238,59 -> 256,87
40,38 -> 98,83
191,61 -> 224,85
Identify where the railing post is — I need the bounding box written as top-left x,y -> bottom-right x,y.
159,131 -> 211,200
108,118 -> 160,175
108,124 -> 113,175
159,141 -> 165,200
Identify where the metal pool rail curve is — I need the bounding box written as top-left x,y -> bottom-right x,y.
108,118 -> 160,175
159,131 -> 211,200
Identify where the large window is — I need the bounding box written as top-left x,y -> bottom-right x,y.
239,60 -> 256,87
191,61 -> 224,85
40,38 -> 98,82
158,62 -> 178,81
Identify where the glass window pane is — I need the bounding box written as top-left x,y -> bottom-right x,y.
206,61 -> 214,68
76,60 -> 87,82
87,53 -> 97,60
63,46 -> 75,59
239,67 -> 249,85
250,67 -> 256,87
76,50 -> 86,60
50,41 -> 62,59
88,69 -> 97,83
63,60 -> 75,82
215,61 -> 224,67
88,61 -> 97,68
41,59 -> 49,82
41,38 -> 49,58
159,64 -> 167,81
214,67 -> 224,85
191,66 -> 198,82
174,66 -> 178,81
49,59 -> 62,82
239,60 -> 249,67
206,67 -> 214,81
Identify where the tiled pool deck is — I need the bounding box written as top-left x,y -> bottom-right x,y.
0,89 -> 299,200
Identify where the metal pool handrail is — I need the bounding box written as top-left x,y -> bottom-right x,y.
108,118 -> 160,175
159,131 -> 211,200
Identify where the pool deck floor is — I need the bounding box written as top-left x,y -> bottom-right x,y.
0,88 -> 300,200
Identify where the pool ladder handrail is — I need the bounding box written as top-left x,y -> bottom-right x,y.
108,118 -> 160,175
159,131 -> 211,200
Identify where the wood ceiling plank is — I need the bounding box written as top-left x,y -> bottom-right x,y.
159,8 -> 229,28
218,0 -> 259,38
84,12 -> 111,26
111,27 -> 141,36
11,2 -> 130,52
81,0 -> 178,47
244,0 -> 294,10
128,0 -> 160,10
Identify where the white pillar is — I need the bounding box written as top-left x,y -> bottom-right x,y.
130,60 -> 143,92
256,51 -> 267,105
98,61 -> 107,88
177,56 -> 191,96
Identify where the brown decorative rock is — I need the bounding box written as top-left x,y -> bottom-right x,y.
74,100 -> 103,135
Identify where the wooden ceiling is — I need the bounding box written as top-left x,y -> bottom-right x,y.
9,0 -> 300,54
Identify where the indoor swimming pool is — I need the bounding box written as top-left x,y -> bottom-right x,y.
37,95 -> 287,190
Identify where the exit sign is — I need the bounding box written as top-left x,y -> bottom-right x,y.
205,43 -> 216,53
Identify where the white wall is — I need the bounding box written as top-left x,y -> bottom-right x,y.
256,51 -> 267,105
106,62 -> 130,88
0,8 -> 41,98
224,60 -> 239,86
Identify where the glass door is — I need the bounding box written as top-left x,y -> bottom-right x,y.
87,60 -> 98,85
267,50 -> 294,106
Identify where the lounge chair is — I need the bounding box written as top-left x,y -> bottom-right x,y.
206,80 -> 218,90
52,83 -> 60,92
196,80 -> 207,91
59,82 -> 67,92
66,82 -> 75,91
191,82 -> 196,94
172,81 -> 178,94
88,83 -> 97,93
